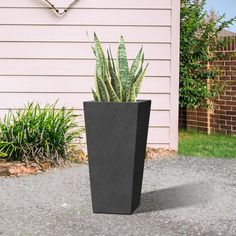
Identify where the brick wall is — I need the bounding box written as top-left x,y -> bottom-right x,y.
179,108 -> 187,129
185,109 -> 209,133
179,36 -> 236,134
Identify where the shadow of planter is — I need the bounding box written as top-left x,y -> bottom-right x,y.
135,182 -> 212,214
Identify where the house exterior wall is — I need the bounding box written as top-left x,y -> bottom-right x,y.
0,0 -> 180,150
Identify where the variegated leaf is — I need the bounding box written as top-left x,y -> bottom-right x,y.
127,86 -> 136,102
129,48 -> 143,85
118,36 -> 129,100
133,64 -> 149,96
108,50 -> 122,99
97,76 -> 110,102
92,89 -> 99,102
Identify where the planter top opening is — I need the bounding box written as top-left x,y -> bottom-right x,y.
84,100 -> 150,104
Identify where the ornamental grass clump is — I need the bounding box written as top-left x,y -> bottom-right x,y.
92,33 -> 148,102
0,102 -> 84,165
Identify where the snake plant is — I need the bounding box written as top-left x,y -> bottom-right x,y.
92,33 -> 148,102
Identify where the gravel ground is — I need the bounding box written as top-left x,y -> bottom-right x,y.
0,157 -> 235,236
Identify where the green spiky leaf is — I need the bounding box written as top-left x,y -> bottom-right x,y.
128,48 -> 143,86
127,86 -> 136,102
108,50 -> 122,99
133,63 -> 149,96
97,76 -> 110,102
92,34 -> 148,102
118,36 -> 129,100
92,89 -> 99,102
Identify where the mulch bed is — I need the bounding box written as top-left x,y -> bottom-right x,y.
0,147 -> 177,177
146,147 -> 177,160
0,148 -> 88,177
0,161 -> 51,177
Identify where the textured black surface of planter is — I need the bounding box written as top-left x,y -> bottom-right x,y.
84,100 -> 151,215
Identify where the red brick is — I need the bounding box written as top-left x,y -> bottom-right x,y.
211,123 -> 220,128
226,71 -> 236,76
220,114 -> 231,120
227,130 -> 236,134
214,119 -> 226,125
219,105 -> 231,110
225,61 -> 236,66
231,86 -> 236,91
187,111 -> 197,116
225,52 -> 234,57
215,99 -> 226,104
212,114 -> 220,119
195,111 -> 208,116
226,120 -> 233,125
196,127 -> 208,133
226,101 -> 236,106
214,61 -> 225,66
220,76 -> 231,81
187,120 -> 198,126
187,125 -> 197,129
214,110 -> 226,115
219,66 -> 231,71
220,124 -> 231,130
220,95 -> 232,100
225,91 -> 236,96
229,81 -> 236,86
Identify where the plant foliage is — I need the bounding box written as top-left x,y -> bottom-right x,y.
92,33 -> 148,102
0,102 -> 84,164
180,0 -> 236,109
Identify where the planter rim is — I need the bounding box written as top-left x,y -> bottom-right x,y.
84,100 -> 151,104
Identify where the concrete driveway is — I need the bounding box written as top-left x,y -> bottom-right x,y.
0,157 -> 235,236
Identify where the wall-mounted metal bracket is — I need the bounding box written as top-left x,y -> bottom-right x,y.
43,0 -> 79,16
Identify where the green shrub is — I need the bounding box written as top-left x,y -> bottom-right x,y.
92,33 -> 148,102
0,102 -> 84,164
180,0 -> 236,109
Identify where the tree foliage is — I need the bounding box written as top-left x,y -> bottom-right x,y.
180,0 -> 236,109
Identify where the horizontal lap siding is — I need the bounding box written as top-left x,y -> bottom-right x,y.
0,26 -> 171,42
0,0 -> 179,149
0,43 -> 171,59
0,60 -> 170,76
0,93 -> 170,110
0,76 -> 171,93
0,0 -> 171,8
0,109 -> 170,129
0,9 -> 171,26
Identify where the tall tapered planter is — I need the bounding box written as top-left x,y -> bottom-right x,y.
84,100 -> 151,215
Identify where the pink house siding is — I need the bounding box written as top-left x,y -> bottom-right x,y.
0,0 -> 180,150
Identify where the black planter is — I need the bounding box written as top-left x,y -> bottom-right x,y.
84,100 -> 151,215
